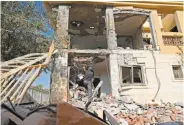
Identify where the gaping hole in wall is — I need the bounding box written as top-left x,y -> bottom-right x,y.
114,13 -> 148,49
68,53 -> 112,98
69,5 -> 107,49
121,66 -> 143,85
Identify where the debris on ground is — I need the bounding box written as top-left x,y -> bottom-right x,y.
68,87 -> 184,125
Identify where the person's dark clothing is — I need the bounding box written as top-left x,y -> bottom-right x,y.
93,78 -> 101,98
84,69 -> 94,81
84,69 -> 94,100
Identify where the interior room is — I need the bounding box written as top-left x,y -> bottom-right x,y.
68,5 -> 107,49
114,13 -> 149,49
68,53 -> 112,95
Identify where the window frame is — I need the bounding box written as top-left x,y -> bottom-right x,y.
171,65 -> 184,81
120,65 -> 146,86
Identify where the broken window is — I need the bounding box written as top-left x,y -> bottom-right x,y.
121,66 -> 144,85
172,65 -> 183,80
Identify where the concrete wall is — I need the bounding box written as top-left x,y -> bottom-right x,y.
91,50 -> 183,104
117,50 -> 183,104
27,87 -> 49,104
93,58 -> 112,95
71,35 -> 134,49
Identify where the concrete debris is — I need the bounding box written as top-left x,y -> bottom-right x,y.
69,88 -> 184,125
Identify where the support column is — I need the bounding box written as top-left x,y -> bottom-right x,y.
105,7 -> 117,49
150,10 -> 164,51
50,6 -> 69,103
106,7 -> 120,97
174,11 -> 183,33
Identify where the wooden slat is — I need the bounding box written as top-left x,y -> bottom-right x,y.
0,71 -> 23,96
1,53 -> 46,66
2,75 -> 14,87
1,54 -> 48,80
17,66 -> 42,103
11,67 -> 35,101
1,68 -> 29,103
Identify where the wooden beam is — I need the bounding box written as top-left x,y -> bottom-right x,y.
1,54 -> 47,80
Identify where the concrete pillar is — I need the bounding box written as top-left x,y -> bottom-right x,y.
105,7 -> 120,97
109,54 -> 120,97
105,7 -> 117,49
150,10 -> 164,51
174,11 -> 183,33
50,6 -> 69,103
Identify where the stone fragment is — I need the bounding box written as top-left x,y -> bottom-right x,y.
160,115 -> 172,122
110,107 -> 120,115
124,103 -> 139,111
165,110 -> 172,114
110,103 -> 118,108
136,108 -> 143,115
82,97 -> 88,102
170,115 -> 176,121
175,106 -> 182,111
175,102 -> 184,108
119,118 -> 128,125
120,96 -> 134,104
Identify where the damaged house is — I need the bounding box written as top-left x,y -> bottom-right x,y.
44,1 -> 183,104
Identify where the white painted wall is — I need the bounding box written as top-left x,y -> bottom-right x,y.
117,50 -> 183,104
93,59 -> 112,95
91,50 -> 183,104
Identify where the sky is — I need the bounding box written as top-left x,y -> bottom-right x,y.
32,71 -> 51,89
32,1 -> 54,89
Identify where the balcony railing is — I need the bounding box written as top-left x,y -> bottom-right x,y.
162,32 -> 183,46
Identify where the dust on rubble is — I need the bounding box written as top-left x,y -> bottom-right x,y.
68,86 -> 184,125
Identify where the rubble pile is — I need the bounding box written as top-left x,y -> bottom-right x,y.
69,87 -> 183,125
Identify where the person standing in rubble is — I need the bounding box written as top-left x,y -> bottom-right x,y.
83,66 -> 94,101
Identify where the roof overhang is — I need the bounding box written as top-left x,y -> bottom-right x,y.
44,1 -> 183,14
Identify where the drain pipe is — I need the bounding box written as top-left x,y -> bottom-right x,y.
150,50 -> 161,102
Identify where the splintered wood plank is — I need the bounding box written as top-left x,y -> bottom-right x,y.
17,66 -> 42,103
1,54 -> 47,80
0,70 -> 23,96
1,68 -> 29,103
1,53 -> 46,66
11,67 -> 35,100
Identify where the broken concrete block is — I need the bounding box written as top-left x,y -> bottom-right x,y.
174,106 -> 182,111
160,115 -> 172,123
120,96 -> 134,104
110,103 -> 119,108
175,102 -> 184,108
136,108 -> 143,115
119,118 -> 128,125
82,97 -> 88,102
110,107 -> 120,115
124,103 -> 139,111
